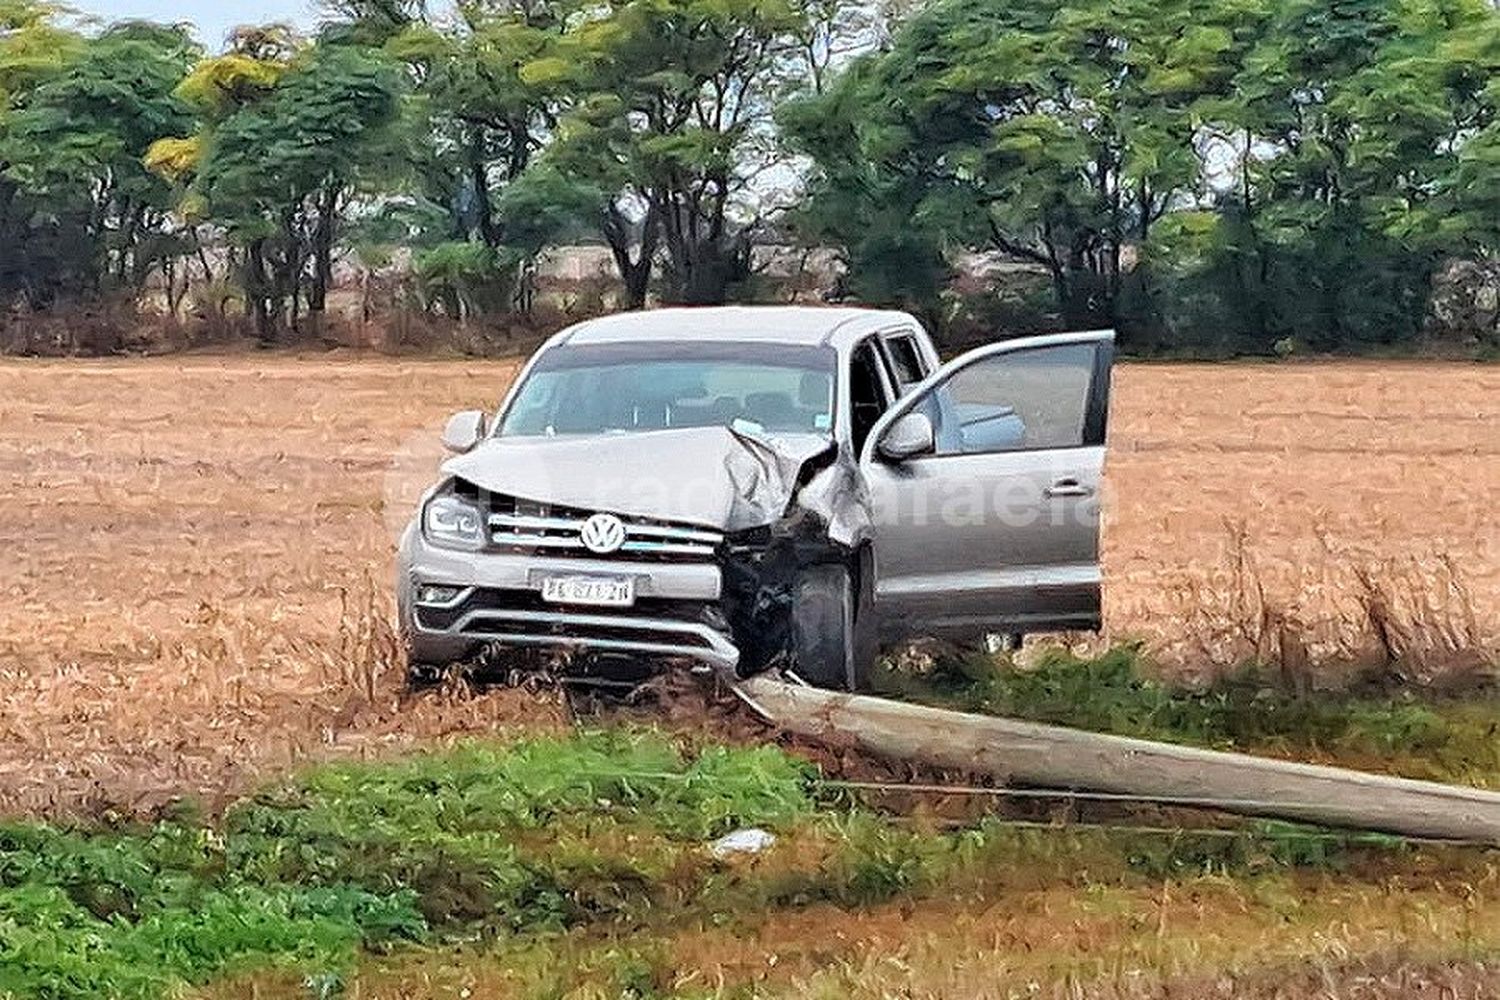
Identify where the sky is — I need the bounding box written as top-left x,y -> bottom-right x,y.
72,0 -> 318,51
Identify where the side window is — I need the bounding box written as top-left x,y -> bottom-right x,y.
849,339 -> 893,454
924,343 -> 1098,455
881,333 -> 928,390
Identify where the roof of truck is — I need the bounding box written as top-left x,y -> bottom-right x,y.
555,306 -> 920,349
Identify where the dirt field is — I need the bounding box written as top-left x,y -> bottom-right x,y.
0,355 -> 1495,816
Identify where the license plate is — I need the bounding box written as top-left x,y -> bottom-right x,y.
541,576 -> 635,607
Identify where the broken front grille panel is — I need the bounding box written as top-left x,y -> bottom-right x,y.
485,494 -> 724,561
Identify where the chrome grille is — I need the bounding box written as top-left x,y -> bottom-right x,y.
487,509 -> 723,559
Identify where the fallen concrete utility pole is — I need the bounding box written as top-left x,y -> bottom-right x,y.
734,677 -> 1500,844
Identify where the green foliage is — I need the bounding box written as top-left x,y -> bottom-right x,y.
530,0 -> 820,305
179,39 -> 405,338
4,19 -> 194,188
3,727 -> 1478,997
412,240 -> 502,317
0,823 -> 423,999
194,45 -> 401,237
0,16 -> 197,304
1134,0 -> 1500,351
790,0 -> 1500,351
223,732 -> 815,936
385,0 -> 579,237
0,1 -> 83,106
0,732 -> 814,998
4,0 -> 1500,349
786,0 -> 1269,333
494,162 -> 611,258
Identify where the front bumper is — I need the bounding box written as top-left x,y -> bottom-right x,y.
398,526 -> 738,673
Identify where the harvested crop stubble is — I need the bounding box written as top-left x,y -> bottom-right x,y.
1104,361 -> 1498,680
0,355 -> 1494,817
0,357 -> 555,818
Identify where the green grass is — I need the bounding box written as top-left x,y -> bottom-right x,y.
0,733 -> 809,999
3,727 -> 1480,999
874,644 -> 1500,784
0,652 -> 1460,999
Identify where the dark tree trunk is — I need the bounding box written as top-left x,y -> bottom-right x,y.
665,241 -> 749,305
0,175 -> 18,300
658,205 -> 744,305
246,239 -> 275,344
308,184 -> 339,315
164,256 -> 187,319
619,253 -> 653,309
128,204 -> 156,288
1047,264 -> 1071,323
280,209 -> 304,335
193,230 -> 215,289
504,119 -> 531,182
603,199 -> 659,310
469,133 -> 501,249
1241,138 -> 1271,346
115,197 -> 137,284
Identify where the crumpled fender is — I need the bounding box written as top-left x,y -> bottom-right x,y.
720,427 -> 833,532
790,461 -> 871,549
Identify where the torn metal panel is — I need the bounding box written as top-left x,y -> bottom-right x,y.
794,461 -> 871,548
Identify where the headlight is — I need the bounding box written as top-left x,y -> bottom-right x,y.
423,494 -> 485,550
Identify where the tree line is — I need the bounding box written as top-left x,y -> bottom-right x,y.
1,0 -> 1497,352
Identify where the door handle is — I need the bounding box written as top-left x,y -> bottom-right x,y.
1043,478 -> 1094,499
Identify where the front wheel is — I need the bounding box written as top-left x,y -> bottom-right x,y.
790,556 -> 875,691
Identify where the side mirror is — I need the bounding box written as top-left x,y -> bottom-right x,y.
441,410 -> 487,453
877,411 -> 935,461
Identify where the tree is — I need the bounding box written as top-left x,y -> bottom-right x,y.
778,57 -> 952,315
790,0 -> 1500,350
319,0 -> 426,47
386,1 -> 573,251
157,34 -> 404,339
412,239 -> 496,319
786,0 -> 1271,331
1203,0 -> 1500,348
524,0 -> 818,307
1443,10 -> 1500,255
7,0 -> 1499,352
0,15 -> 195,305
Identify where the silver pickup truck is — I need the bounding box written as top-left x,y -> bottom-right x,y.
397,306 -> 1113,689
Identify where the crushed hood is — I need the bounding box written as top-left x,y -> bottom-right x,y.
442,426 -> 835,532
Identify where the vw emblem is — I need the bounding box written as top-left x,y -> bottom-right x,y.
580,513 -> 627,554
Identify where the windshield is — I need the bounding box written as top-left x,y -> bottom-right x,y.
498,341 -> 837,437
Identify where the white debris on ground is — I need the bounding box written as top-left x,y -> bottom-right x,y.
710,828 -> 777,858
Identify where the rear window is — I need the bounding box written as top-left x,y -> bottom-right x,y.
882,334 -> 928,387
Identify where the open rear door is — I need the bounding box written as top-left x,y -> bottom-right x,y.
859,330 -> 1114,638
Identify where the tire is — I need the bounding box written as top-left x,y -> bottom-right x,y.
791,555 -> 875,691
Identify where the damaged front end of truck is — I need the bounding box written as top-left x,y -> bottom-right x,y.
717,465 -> 871,679
397,424 -> 874,688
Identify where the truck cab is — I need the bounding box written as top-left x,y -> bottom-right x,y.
397,306 -> 1113,689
